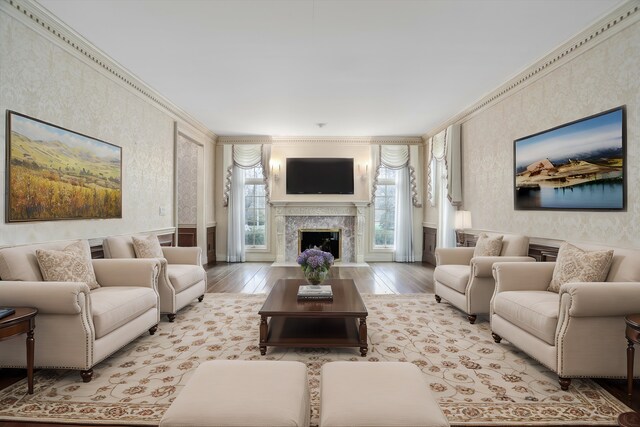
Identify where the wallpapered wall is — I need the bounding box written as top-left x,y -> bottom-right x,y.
177,135 -> 199,227
0,9 -> 204,245
460,20 -> 639,247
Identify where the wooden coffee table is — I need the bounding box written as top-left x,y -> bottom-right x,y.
259,279 -> 368,356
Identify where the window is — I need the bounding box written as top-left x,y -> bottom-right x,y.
244,166 -> 266,248
374,166 -> 396,248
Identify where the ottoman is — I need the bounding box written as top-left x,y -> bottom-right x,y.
320,361 -> 449,427
160,360 -> 310,427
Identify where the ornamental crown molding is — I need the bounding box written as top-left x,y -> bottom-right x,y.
423,0 -> 640,139
2,0 -> 216,141
217,136 -> 273,145
218,136 -> 423,145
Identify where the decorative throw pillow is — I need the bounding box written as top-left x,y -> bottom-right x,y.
132,235 -> 163,258
548,242 -> 614,293
473,233 -> 503,257
36,241 -> 100,290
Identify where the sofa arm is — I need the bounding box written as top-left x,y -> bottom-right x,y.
92,258 -> 159,288
560,282 -> 640,317
493,261 -> 555,292
162,247 -> 202,265
0,281 -> 89,314
472,256 -> 535,277
435,247 -> 474,266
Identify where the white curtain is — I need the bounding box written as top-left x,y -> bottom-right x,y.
225,144 -> 271,262
431,126 -> 459,249
227,165 -> 245,262
394,167 -> 414,262
372,145 -> 415,262
436,160 -> 456,248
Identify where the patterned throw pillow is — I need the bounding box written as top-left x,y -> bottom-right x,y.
548,242 -> 614,293
132,235 -> 163,258
473,233 -> 503,257
36,241 -> 100,290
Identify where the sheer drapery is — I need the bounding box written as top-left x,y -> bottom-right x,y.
436,159 -> 456,248
224,144 -> 271,262
394,167 -> 414,262
227,165 -> 245,262
427,125 -> 461,206
372,145 -> 415,262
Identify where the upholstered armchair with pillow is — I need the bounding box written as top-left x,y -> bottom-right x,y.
491,242 -> 640,390
434,233 -> 533,324
0,240 -> 160,382
103,234 -> 206,322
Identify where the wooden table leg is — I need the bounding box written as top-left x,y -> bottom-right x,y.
259,316 -> 268,356
359,317 -> 368,357
628,338 -> 635,397
26,325 -> 34,394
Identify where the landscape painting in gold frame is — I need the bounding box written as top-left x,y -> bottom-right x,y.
514,106 -> 625,211
5,111 -> 122,222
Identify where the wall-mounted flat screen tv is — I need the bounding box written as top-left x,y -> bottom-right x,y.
286,158 -> 354,194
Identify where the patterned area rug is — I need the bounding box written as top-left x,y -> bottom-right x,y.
0,294 -> 630,425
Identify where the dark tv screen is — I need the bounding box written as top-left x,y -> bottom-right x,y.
286,158 -> 354,194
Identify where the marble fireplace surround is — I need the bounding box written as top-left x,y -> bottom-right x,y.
272,201 -> 368,266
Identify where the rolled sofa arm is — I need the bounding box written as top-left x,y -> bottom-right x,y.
561,282 -> 640,317
435,247 -> 474,266
0,281 -> 89,314
162,246 -> 202,265
493,261 -> 555,292
472,256 -> 535,277
92,258 -> 160,288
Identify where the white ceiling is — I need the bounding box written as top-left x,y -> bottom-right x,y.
36,0 -> 623,137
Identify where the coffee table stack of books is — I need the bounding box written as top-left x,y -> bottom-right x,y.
297,284 -> 333,300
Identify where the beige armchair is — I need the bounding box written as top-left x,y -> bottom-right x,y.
103,235 -> 206,322
0,240 -> 160,382
491,243 -> 640,390
434,233 -> 533,323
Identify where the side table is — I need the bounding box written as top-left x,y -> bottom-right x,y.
0,307 -> 38,394
625,314 -> 640,397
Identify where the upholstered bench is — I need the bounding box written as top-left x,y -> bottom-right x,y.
160,360 -> 310,427
320,362 -> 449,427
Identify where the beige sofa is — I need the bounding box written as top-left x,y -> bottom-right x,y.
491,243 -> 640,390
0,240 -> 160,382
103,235 -> 206,322
434,234 -> 533,323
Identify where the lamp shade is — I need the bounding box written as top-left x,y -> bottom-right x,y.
454,210 -> 472,230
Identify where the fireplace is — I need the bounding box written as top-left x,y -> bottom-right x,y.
298,229 -> 341,261
272,201 -> 367,266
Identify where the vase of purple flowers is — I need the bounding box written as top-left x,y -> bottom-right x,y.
297,248 -> 334,286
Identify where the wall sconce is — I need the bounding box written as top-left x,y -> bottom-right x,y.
454,210 -> 472,247
358,163 -> 369,181
270,160 -> 281,182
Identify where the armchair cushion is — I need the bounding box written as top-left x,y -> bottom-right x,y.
132,235 -> 164,258
548,242 -> 614,293
91,286 -> 158,338
493,291 -> 559,345
474,233 -> 503,257
433,264 -> 469,294
35,241 -> 100,290
167,264 -> 205,293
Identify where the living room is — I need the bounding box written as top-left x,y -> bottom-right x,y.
1,0 -> 639,426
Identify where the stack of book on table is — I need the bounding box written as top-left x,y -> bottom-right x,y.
297,285 -> 333,300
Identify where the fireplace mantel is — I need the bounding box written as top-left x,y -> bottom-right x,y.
271,201 -> 368,266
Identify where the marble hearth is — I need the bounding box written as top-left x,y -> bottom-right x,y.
272,201 -> 368,266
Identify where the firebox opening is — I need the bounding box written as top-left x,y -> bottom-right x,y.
298,229 -> 341,261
